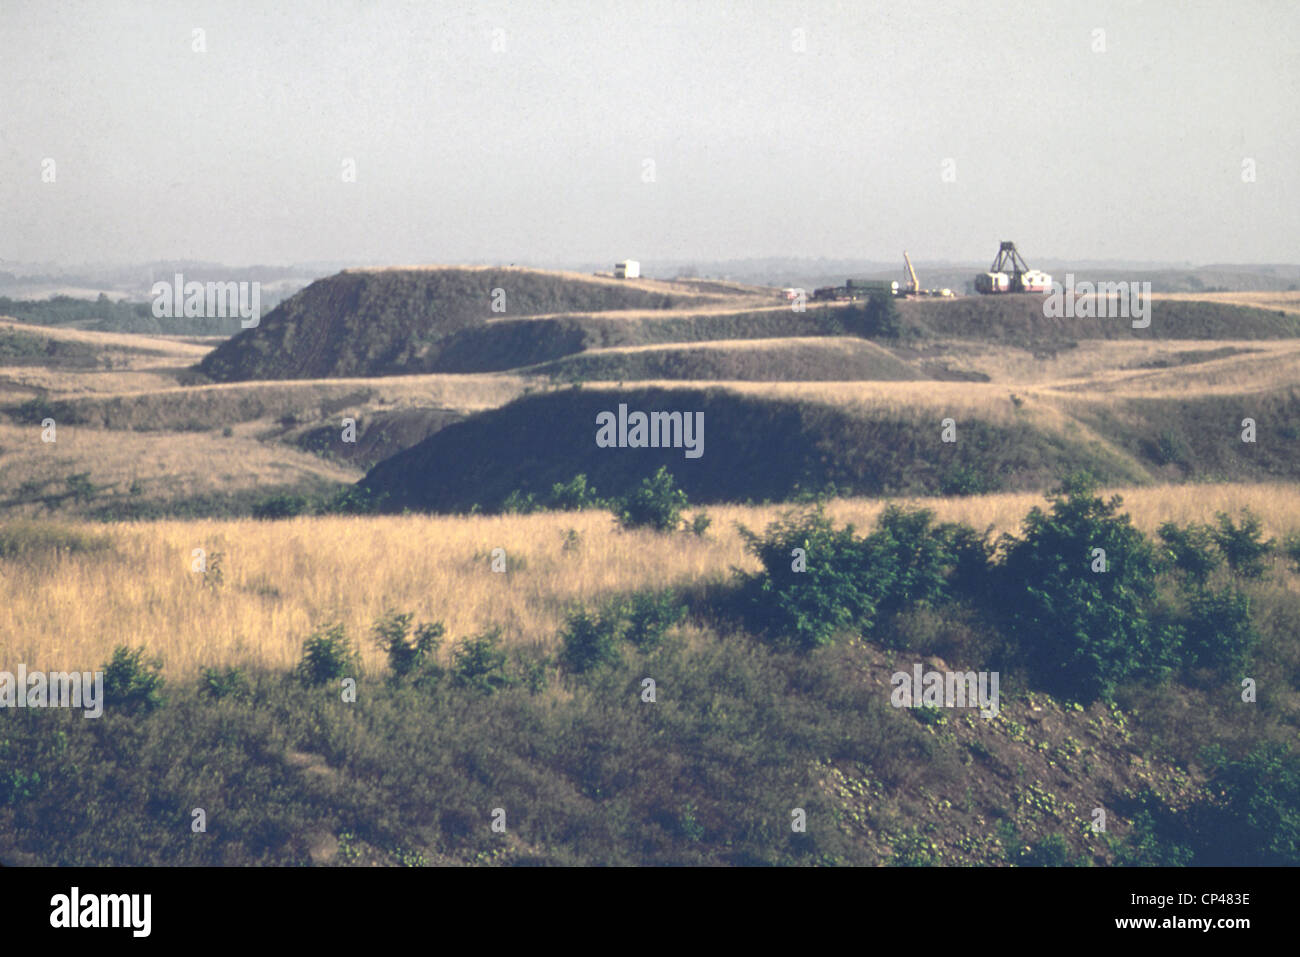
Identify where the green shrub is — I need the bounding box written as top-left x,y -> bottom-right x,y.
1284,532 -> 1300,572
0,767 -> 42,806
1157,521 -> 1221,584
252,493 -> 312,519
736,504 -> 987,652
944,523 -> 996,598
13,396 -> 69,425
1213,509 -> 1275,579
512,647 -> 551,694
296,622 -> 360,687
873,506 -> 970,614
994,476 -> 1178,701
1112,791 -> 1195,866
1181,586 -> 1259,675
1199,744 -> 1300,866
688,511 -> 713,537
320,485 -> 387,515
939,464 -> 995,496
622,589 -> 687,651
198,666 -> 250,700
559,605 -> 626,673
736,505 -> 894,651
1013,833 -> 1085,867
101,645 -> 167,714
548,474 -> 604,511
1152,429 -> 1192,468
64,472 -> 97,503
616,466 -> 688,533
868,293 -> 903,339
889,827 -> 941,866
1119,745 -> 1300,866
372,611 -> 445,683
451,629 -> 514,694
502,489 -> 540,514
842,293 -> 903,340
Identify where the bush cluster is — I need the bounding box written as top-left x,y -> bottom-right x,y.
736,504 -> 978,652
560,588 -> 688,673
736,475 -> 1271,701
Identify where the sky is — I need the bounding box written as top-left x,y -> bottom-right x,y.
2,0 -> 1297,267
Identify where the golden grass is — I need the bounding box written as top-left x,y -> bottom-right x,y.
0,318 -> 212,357
0,367 -> 191,395
585,336 -> 896,356
65,371 -> 528,407
578,378 -> 1031,423
3,482 -> 1297,678
1033,342 -> 1300,397
0,423 -> 361,515
1155,291 -> 1300,316
942,339 -> 1281,388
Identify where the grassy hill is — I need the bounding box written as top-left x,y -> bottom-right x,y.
898,296 -> 1300,343
424,308 -> 836,373
191,265 -> 1300,389
358,384 -> 1146,511
197,267 -> 733,382
524,338 -> 926,382
327,295 -> 1300,378
358,380 -> 1300,513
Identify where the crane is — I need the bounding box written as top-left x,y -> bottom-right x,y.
903,251 -> 920,296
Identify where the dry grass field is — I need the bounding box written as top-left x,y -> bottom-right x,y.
4,481 -> 1297,679
0,421 -> 362,517
1155,290 -> 1300,316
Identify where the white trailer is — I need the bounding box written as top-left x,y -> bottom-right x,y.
614,260 -> 640,279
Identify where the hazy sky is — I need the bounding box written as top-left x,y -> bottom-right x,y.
3,0 -> 1297,267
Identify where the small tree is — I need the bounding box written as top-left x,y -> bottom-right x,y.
736,505 -> 895,651
1284,532 -> 1300,573
623,589 -> 687,651
617,466 -> 689,532
101,645 -> 167,714
296,622 -> 360,687
559,605 -> 625,673
451,630 -> 514,694
866,292 -> 903,339
1182,586 -> 1259,675
1157,521 -> 1222,584
198,666 -> 250,701
549,474 -> 604,511
995,475 -> 1178,701
372,610 -> 444,682
1213,509 -> 1275,579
